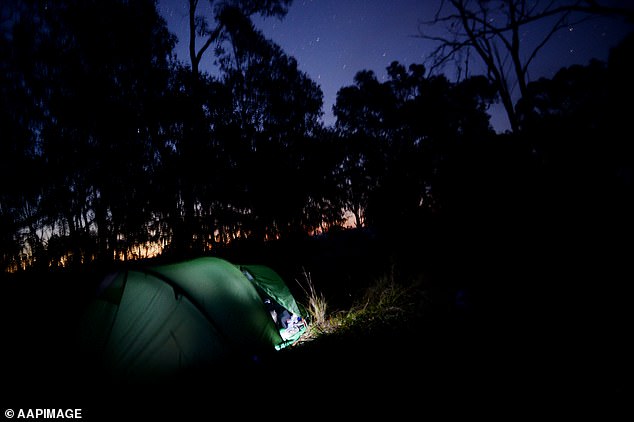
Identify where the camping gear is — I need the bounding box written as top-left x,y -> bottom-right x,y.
79,257 -> 305,382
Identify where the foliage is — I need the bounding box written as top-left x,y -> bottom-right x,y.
419,0 -> 634,133
293,265 -> 428,346
333,61 -> 497,231
295,268 -> 328,327
0,0 -> 632,273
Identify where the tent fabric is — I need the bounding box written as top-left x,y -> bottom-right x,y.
79,257 -> 305,382
239,264 -> 304,317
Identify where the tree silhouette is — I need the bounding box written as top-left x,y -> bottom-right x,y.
165,0 -> 293,257
0,0 -> 336,270
0,1 -> 47,270
0,0 -> 176,269
419,0 -> 633,133
515,34 -> 634,222
187,0 -> 292,81
510,33 -> 634,345
334,61 -> 496,232
216,12 -> 329,241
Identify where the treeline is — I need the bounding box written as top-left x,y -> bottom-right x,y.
1,0 -> 632,274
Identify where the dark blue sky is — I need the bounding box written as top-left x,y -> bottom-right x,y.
158,0 -> 633,132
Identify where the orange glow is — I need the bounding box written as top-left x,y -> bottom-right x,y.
115,241 -> 163,261
342,210 -> 360,228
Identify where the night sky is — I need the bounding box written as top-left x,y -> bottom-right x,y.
159,0 -> 633,132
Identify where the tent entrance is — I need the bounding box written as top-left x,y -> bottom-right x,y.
240,267 -> 306,347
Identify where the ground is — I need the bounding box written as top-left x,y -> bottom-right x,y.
1,228 -> 630,418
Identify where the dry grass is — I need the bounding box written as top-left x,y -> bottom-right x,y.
291,266 -> 428,346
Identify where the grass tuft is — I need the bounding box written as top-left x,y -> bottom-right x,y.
292,265 -> 428,346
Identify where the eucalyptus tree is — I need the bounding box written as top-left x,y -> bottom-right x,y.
419,0 -> 633,133
0,0 -> 176,269
334,61 -> 496,230
167,0 -> 294,255
215,11 -> 330,241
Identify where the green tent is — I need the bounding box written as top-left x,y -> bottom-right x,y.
79,257 -> 306,383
